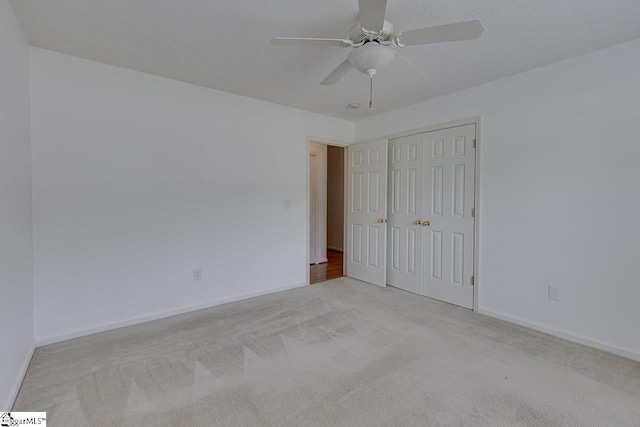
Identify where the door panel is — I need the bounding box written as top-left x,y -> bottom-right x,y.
347,140 -> 388,287
386,135 -> 423,295
422,124 -> 476,308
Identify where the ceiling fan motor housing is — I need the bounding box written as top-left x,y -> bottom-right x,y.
348,42 -> 396,76
349,20 -> 395,43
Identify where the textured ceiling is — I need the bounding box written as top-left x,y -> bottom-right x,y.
11,0 -> 640,120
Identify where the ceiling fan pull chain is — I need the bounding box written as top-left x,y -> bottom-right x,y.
369,74 -> 374,110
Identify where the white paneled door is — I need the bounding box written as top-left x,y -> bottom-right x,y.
387,124 -> 476,309
387,134 -> 424,294
422,124 -> 476,309
346,139 -> 388,287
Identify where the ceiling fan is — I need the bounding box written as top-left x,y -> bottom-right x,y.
272,0 -> 484,109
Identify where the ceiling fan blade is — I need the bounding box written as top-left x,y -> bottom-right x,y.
399,20 -> 484,46
358,0 -> 388,33
271,37 -> 351,47
386,52 -> 425,83
320,59 -> 354,85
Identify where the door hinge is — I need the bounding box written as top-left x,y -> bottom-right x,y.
471,276 -> 475,286
473,139 -> 477,149
472,208 -> 475,218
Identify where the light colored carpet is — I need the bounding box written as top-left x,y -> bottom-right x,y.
14,277 -> 640,426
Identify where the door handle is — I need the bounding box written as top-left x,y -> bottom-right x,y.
377,218 -> 386,224
414,220 -> 422,226
422,221 -> 430,227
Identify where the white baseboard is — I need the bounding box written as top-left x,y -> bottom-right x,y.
477,307 -> 640,363
327,246 -> 343,252
35,282 -> 307,347
5,342 -> 35,410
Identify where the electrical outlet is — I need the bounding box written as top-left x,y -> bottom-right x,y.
548,285 -> 560,301
193,268 -> 202,281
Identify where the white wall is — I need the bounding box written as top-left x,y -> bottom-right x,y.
30,48 -> 352,344
0,2 -> 34,410
355,39 -> 640,360
309,142 -> 327,263
327,146 -> 344,252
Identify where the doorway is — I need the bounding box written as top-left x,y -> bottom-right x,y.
309,142 -> 346,284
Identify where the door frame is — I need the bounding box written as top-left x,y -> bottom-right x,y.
309,151 -> 319,264
361,117 -> 482,311
306,136 -> 349,286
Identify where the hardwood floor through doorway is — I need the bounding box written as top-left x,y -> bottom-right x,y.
310,249 -> 343,284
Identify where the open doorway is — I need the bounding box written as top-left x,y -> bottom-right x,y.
309,142 -> 346,284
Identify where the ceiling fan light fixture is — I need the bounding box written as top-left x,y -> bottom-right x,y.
347,43 -> 395,76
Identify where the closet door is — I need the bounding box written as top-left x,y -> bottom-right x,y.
422,124 -> 476,309
387,134 -> 424,295
346,139 -> 388,287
